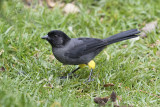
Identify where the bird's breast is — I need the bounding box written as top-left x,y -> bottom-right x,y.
52,48 -> 67,64
52,47 -> 92,65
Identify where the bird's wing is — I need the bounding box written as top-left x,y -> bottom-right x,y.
64,38 -> 106,58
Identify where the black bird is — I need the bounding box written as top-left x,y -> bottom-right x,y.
42,29 -> 140,81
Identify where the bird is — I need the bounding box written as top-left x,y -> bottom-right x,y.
41,29 -> 140,81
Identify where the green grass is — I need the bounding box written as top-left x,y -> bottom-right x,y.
0,0 -> 160,106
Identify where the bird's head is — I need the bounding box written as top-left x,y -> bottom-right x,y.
41,30 -> 71,47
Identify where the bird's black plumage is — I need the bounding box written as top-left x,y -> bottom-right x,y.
104,29 -> 140,45
42,29 -> 140,65
64,38 -> 106,58
42,29 -> 140,80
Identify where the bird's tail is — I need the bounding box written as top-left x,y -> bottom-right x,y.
103,29 -> 140,45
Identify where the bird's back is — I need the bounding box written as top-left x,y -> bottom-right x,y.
52,38 -> 105,65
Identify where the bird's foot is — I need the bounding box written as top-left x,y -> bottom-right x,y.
60,74 -> 72,79
86,68 -> 94,82
83,78 -> 94,83
60,73 -> 77,79
60,75 -> 70,79
59,67 -> 80,79
88,78 -> 94,82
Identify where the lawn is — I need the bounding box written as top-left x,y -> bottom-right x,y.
0,0 -> 160,106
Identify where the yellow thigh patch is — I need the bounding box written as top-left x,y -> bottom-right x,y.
88,60 -> 96,69
79,64 -> 86,68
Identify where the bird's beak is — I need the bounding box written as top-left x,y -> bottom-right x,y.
41,35 -> 48,39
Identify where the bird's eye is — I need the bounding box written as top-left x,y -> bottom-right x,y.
55,35 -> 58,37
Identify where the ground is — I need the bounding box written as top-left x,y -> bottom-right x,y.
0,0 -> 160,106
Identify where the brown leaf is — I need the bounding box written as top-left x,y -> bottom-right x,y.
104,83 -> 115,87
140,32 -> 147,38
49,55 -> 55,61
43,83 -> 53,89
94,97 -> 109,106
34,53 -> 39,58
156,40 -> 160,46
149,40 -> 160,48
150,43 -> 156,48
118,83 -> 122,88
25,0 -> 32,6
140,21 -> 158,38
38,0 -> 43,6
0,66 -> 5,72
0,49 -> 4,56
122,45 -> 128,48
100,17 -> 104,22
142,21 -> 158,32
63,3 -> 80,14
117,96 -> 122,101
110,91 -> 117,102
46,0 -> 55,8
140,90 -> 160,98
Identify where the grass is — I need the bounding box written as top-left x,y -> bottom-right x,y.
0,0 -> 160,106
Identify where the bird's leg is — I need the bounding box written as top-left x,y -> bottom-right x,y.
60,64 -> 86,79
87,60 -> 96,82
67,67 -> 80,77
88,69 -> 94,82
60,67 -> 80,79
